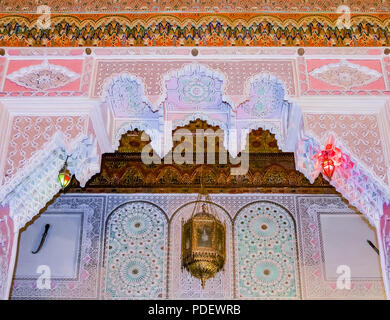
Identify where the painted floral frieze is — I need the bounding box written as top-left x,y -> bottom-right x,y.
6,60 -> 80,91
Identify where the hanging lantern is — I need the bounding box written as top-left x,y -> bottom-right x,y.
181,201 -> 226,289
314,139 -> 353,181
322,158 -> 335,180
58,158 -> 72,190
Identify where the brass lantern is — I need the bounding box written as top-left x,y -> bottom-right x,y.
181,200 -> 226,289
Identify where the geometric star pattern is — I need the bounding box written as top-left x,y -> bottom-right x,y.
102,201 -> 168,299
235,201 -> 300,299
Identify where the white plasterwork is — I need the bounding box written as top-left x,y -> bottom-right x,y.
6,60 -> 80,91
159,63 -> 234,109
244,72 -> 289,107
103,73 -> 154,116
0,131 -> 101,230
0,215 -> 11,300
309,60 -> 382,90
305,128 -> 390,204
294,129 -> 388,227
67,135 -> 101,187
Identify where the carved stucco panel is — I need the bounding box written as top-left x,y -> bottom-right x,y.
11,196 -> 105,299
93,60 -> 296,107
0,207 -> 13,300
3,115 -> 89,185
303,113 -> 387,186
296,196 -> 385,299
1,130 -> 100,229
6,60 -> 80,91
309,60 -> 383,90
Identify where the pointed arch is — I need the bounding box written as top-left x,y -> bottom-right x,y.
102,200 -> 169,299
168,200 -> 233,299
234,200 -> 300,299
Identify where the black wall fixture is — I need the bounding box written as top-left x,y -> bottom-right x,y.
32,224 -> 50,254
367,239 -> 379,255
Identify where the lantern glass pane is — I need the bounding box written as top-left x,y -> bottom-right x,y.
323,159 -> 335,179
183,223 -> 191,250
58,172 -> 71,188
216,226 -> 224,252
197,225 -> 212,247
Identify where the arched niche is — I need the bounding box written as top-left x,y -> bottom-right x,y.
168,200 -> 233,299
234,201 -> 300,299
101,201 -> 169,299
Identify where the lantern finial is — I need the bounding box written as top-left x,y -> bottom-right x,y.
201,277 -> 206,289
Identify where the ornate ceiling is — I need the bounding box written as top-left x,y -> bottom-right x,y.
0,0 -> 387,13
0,1 -> 389,47
0,13 -> 388,47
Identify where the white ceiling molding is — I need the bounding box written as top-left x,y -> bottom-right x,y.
0,103 -> 12,186
0,97 -> 113,164
4,47 -> 388,60
293,96 -> 389,114
378,100 -> 390,186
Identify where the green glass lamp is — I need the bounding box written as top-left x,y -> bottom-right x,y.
58,157 -> 72,190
